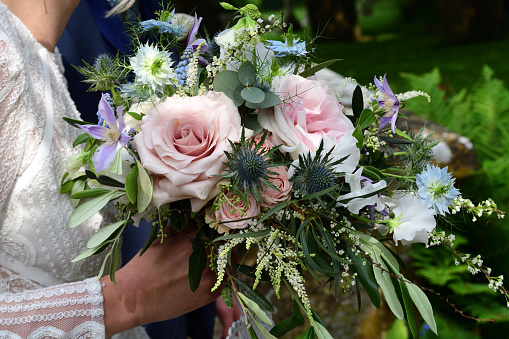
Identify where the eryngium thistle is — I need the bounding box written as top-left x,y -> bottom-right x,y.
291,141 -> 345,196
222,130 -> 280,202
75,54 -> 124,92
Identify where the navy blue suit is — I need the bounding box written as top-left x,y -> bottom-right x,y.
57,1 -> 215,338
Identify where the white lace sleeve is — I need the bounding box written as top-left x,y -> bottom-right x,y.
0,267 -> 105,338
0,30 -> 27,214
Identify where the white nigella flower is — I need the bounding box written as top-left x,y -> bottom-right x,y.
336,167 -> 386,214
384,194 -> 436,245
130,43 -> 176,91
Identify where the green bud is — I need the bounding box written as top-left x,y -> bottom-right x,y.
386,214 -> 403,234
241,4 -> 261,19
220,2 -> 236,11
285,24 -> 295,47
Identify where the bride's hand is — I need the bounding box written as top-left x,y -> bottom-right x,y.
100,231 -> 221,336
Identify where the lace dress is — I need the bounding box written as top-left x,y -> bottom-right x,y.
0,3 -> 148,338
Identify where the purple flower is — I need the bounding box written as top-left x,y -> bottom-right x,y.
374,74 -> 400,133
186,13 -> 208,65
78,94 -> 130,173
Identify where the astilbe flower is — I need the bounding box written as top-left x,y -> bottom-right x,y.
416,164 -> 460,215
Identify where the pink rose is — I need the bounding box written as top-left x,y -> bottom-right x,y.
206,192 -> 260,234
258,74 -> 354,159
133,92 -> 241,211
260,166 -> 293,208
251,131 -> 275,155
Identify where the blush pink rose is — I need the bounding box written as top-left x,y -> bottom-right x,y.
258,74 -> 354,159
133,92 -> 241,211
260,166 -> 293,208
206,192 -> 260,234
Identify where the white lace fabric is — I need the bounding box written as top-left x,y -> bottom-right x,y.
0,3 -> 148,338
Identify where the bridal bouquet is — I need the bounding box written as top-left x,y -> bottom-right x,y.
61,3 -> 506,338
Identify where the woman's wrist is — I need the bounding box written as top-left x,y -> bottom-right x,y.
100,274 -> 141,337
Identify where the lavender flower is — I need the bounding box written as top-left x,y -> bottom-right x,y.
78,94 -> 130,173
374,74 -> 400,133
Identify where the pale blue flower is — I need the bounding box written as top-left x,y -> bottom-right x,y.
130,43 -> 176,91
265,38 -> 308,57
374,74 -> 400,133
416,164 -> 460,215
140,19 -> 185,35
78,94 -> 130,173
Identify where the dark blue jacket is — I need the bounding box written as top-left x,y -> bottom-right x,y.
57,2 -> 215,338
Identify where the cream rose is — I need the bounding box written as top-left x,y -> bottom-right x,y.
260,166 -> 293,208
206,191 -> 260,234
133,92 -> 242,211
258,74 -> 355,160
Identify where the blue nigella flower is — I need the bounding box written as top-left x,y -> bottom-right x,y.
416,164 -> 460,215
140,9 -> 185,36
374,74 -> 400,134
265,38 -> 308,57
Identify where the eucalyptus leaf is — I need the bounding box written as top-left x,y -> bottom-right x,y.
406,282 -> 437,334
125,165 -> 138,204
243,113 -> 263,135
70,190 -> 118,228
357,232 -> 399,269
73,133 -> 91,148
245,91 -> 280,109
87,220 -> 126,249
213,70 -> 244,106
241,86 -> 265,103
136,160 -> 153,212
238,61 -> 257,86
189,237 -> 207,292
238,292 -> 273,326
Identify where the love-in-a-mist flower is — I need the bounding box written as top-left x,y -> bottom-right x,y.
266,25 -> 308,57
140,9 -> 185,35
374,74 -> 400,133
416,164 -> 460,215
130,43 -> 175,91
78,94 -> 130,173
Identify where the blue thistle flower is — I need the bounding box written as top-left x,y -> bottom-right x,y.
291,140 -> 343,195
416,164 -> 460,215
222,130 -> 281,202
